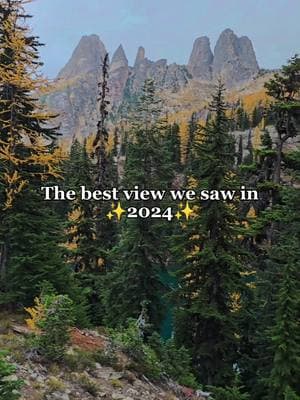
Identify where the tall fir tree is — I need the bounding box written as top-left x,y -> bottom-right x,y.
0,0 -> 70,304
267,237 -> 300,399
103,79 -> 175,331
173,83 -> 245,386
238,56 -> 300,399
64,139 -> 96,272
92,52 -> 117,269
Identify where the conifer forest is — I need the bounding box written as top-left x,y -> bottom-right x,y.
0,1 -> 299,399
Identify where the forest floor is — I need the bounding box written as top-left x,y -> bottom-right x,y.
0,312 -> 203,400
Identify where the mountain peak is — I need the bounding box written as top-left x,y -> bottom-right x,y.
188,36 -> 213,80
111,45 -> 128,66
57,34 -> 107,80
213,29 -> 259,86
109,45 -> 129,106
134,46 -> 145,67
220,28 -> 235,36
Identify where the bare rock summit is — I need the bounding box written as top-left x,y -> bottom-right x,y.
188,36 -> 213,80
212,28 -> 259,87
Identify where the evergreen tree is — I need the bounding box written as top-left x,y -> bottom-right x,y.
92,52 -> 117,267
251,105 -> 263,128
174,83 -> 245,386
165,122 -> 181,172
185,112 -> 199,171
267,238 -> 300,399
0,188 -> 71,306
236,105 -> 250,131
264,55 -> 300,187
0,0 -> 69,304
64,139 -> 96,272
103,79 -> 175,331
239,57 -> 300,396
249,187 -> 300,399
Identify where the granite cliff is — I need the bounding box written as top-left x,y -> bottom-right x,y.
44,29 -> 260,139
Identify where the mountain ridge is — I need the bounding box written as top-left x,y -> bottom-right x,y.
44,28 -> 263,139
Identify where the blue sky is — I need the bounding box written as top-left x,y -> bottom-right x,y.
26,0 -> 300,78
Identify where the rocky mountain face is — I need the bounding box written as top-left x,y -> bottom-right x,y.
58,34 -> 107,80
212,29 -> 259,87
127,46 -> 191,94
187,36 -> 213,80
44,35 -> 107,138
44,29 -> 260,139
109,45 -> 129,106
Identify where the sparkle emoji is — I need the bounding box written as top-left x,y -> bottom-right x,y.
112,202 -> 126,221
175,211 -> 182,220
181,201 -> 194,220
106,211 -> 114,220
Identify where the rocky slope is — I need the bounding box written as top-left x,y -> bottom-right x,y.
43,29 -> 261,140
0,315 -> 208,400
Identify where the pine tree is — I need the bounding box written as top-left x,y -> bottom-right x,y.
165,122 -> 181,172
63,139 -> 106,325
246,186 -> 300,399
251,105 -> 263,128
267,239 -> 300,399
0,0 -> 68,303
103,79 -> 175,331
174,83 -> 245,386
264,55 -> 300,187
64,139 -> 96,272
0,0 -> 60,211
1,187 -> 71,306
240,55 -> 300,395
92,53 -> 117,269
185,112 -> 199,171
236,104 -> 250,131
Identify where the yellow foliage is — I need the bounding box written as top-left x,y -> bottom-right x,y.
187,176 -> 198,189
25,296 -> 45,332
253,126 -> 262,149
0,1 -> 63,209
227,88 -> 270,114
85,133 -> 97,154
230,292 -> 242,312
68,208 -> 82,222
247,206 -> 256,218
97,258 -> 105,268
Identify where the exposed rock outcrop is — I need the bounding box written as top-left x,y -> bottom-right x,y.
43,29 -> 261,139
58,34 -> 107,80
188,36 -> 213,80
134,46 -> 146,67
109,45 -> 129,107
128,47 -> 190,93
212,29 -> 259,87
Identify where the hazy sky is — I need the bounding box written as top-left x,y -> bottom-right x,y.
26,0 -> 300,78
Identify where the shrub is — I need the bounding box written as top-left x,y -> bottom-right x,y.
111,320 -> 198,385
93,349 -> 118,369
209,386 -> 250,400
64,350 -> 95,371
0,351 -> 23,400
26,292 -> 74,361
111,319 -> 162,379
77,373 -> 99,397
46,376 -> 66,392
148,332 -> 198,388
